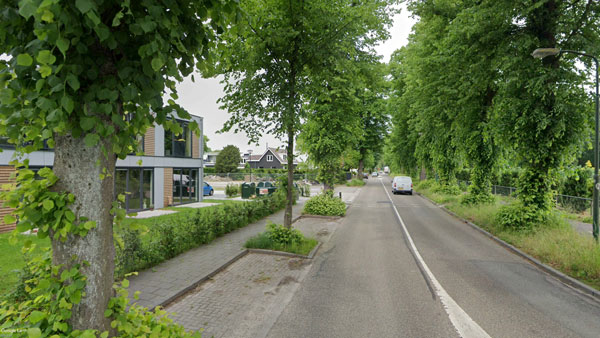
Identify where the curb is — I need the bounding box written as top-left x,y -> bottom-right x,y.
294,214 -> 343,221
415,191 -> 600,301
159,249 -> 250,308
159,216 -> 324,308
248,242 -> 322,260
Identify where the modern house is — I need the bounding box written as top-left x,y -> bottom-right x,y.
203,151 -> 220,168
248,147 -> 298,169
0,115 -> 204,233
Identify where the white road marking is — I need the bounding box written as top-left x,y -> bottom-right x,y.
380,180 -> 491,338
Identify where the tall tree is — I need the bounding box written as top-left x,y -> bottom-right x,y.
0,0 -> 236,332
355,62 -> 389,179
218,0 -> 396,227
215,145 -> 241,173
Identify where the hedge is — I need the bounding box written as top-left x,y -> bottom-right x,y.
114,192 -> 288,277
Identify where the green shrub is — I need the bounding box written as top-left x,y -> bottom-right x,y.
416,179 -> 435,190
496,201 -> 547,231
245,223 -> 318,256
303,192 -> 346,216
431,183 -> 461,195
346,179 -> 365,187
225,183 -> 240,197
266,222 -> 303,245
0,250 -> 199,338
114,193 -> 288,277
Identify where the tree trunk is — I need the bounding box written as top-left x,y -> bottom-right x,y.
284,128 -> 294,228
51,133 -> 116,332
358,159 -> 364,179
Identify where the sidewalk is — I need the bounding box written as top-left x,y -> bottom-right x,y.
127,199 -> 307,309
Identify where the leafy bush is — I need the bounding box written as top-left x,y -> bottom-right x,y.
496,201 -> 547,230
431,183 -> 461,195
415,179 -> 435,190
225,183 -> 240,197
303,192 -> 346,216
266,222 -> 303,245
114,193 -> 288,277
346,179 -> 365,187
245,223 -> 318,256
0,250 -> 199,338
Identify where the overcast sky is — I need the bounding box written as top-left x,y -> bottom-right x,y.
176,4 -> 418,154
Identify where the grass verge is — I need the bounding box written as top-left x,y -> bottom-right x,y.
245,232 -> 318,256
346,179 -> 365,187
0,233 -> 50,297
416,180 -> 600,290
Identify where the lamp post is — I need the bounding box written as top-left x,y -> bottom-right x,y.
532,48 -> 599,242
248,149 -> 253,183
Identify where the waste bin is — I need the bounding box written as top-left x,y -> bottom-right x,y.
256,181 -> 277,196
241,182 -> 256,199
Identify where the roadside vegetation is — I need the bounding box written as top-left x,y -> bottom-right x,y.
303,192 -> 347,217
416,180 -> 600,290
346,179 -> 366,187
245,222 -> 318,256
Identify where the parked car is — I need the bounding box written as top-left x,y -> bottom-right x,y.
392,176 -> 413,195
203,182 -> 214,196
372,172 -> 378,177
363,173 -> 369,179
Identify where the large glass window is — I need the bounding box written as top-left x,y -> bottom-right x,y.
165,121 -> 193,157
172,168 -> 199,205
115,168 -> 154,212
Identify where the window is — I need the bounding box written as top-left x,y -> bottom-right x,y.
267,155 -> 274,162
164,121 -> 193,157
172,168 -> 199,205
115,168 -> 154,212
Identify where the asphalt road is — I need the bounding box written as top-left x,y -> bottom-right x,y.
266,177 -> 600,338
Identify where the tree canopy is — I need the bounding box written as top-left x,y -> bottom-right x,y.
0,0 -> 238,333
215,145 -> 241,173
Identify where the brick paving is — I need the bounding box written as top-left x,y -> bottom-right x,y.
127,199 -> 306,309
165,253 -> 312,338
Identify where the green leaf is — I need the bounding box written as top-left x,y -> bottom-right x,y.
121,279 -> 129,288
151,57 -> 164,71
43,199 -> 54,211
39,65 -> 52,78
104,309 -> 113,317
26,328 -> 41,338
61,96 -> 74,113
37,50 -> 56,65
18,0 -> 37,19
84,133 -> 100,147
3,214 -> 16,224
56,38 -> 70,56
66,74 -> 80,91
41,9 -> 54,22
80,117 -> 95,131
75,0 -> 94,14
112,11 -> 124,26
29,310 -> 46,324
17,53 -> 33,66
83,221 -> 96,230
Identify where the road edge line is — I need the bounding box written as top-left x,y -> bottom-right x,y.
381,181 -> 491,338
415,191 -> 600,302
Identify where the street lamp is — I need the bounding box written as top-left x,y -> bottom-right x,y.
532,47 -> 599,242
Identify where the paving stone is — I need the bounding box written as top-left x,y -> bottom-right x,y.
127,200 -> 307,309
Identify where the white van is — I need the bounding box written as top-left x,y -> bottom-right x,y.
392,176 -> 413,195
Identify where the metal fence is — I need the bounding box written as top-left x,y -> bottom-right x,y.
457,180 -> 592,213
203,172 -> 319,183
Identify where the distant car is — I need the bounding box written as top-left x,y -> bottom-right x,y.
203,182 -> 214,196
363,173 -> 369,179
372,172 -> 378,177
392,176 -> 413,195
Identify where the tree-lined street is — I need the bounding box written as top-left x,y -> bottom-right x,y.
267,177 -> 600,338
